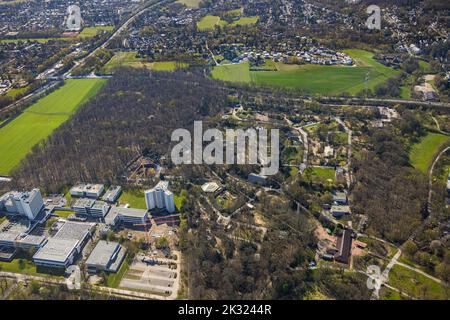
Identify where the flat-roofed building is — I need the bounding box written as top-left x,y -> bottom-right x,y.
117,207 -> 148,224
102,186 -> 122,203
145,181 -> 175,213
333,192 -> 348,205
331,205 -> 351,218
86,240 -> 127,273
72,198 -> 110,218
33,238 -> 79,269
70,184 -> 104,199
201,182 -> 221,193
33,221 -> 94,269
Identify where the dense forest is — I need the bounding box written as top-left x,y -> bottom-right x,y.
351,111 -> 429,243
11,69 -> 229,192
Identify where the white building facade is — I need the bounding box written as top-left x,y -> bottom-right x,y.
145,181 -> 175,213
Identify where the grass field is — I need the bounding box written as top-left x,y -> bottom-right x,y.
53,210 -> 74,219
0,259 -> 37,275
212,49 -> 399,95
4,85 -> 29,99
388,265 -> 448,300
176,0 -> 201,7
118,190 -> 147,209
0,78 -> 106,174
107,257 -> 129,288
230,16 -> 259,26
197,14 -> 259,30
302,167 -> 336,186
197,15 -> 227,30
174,190 -> 187,210
102,52 -> 187,74
211,62 -> 251,83
409,132 -> 450,174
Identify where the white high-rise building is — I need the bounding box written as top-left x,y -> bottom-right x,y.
0,188 -> 44,220
145,181 -> 175,213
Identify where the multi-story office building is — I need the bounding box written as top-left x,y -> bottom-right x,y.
144,181 -> 175,213
0,189 -> 44,220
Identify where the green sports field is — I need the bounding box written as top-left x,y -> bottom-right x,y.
409,132 -> 450,174
0,78 -> 106,174
212,49 -> 400,95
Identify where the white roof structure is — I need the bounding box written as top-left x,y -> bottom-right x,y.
201,182 -> 220,193
33,238 -> 78,263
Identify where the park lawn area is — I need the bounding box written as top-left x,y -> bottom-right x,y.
102,52 -> 187,73
230,16 -> 259,26
211,62 -> 251,83
53,210 -> 74,219
212,49 -> 399,95
0,259 -> 37,275
388,264 -> 448,300
5,85 -> 30,99
151,61 -> 188,71
78,26 -> 113,38
118,190 -> 147,209
197,15 -> 227,30
302,167 -> 336,186
0,78 -> 106,175
409,132 -> 450,174
176,0 -> 201,7
380,287 -> 404,300
106,257 -> 129,288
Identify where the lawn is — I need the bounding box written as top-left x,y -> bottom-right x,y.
230,16 -> 259,26
212,49 -> 400,96
174,190 -> 187,210
197,15 -> 227,30
211,62 -> 251,83
102,52 -> 187,74
302,167 -> 336,186
5,85 -> 30,99
176,0 -> 201,7
409,132 -> 450,174
388,264 -> 448,300
78,26 -> 113,38
53,210 -> 74,219
0,78 -> 107,174
118,190 -> 147,209
106,257 -> 129,288
0,259 -> 37,275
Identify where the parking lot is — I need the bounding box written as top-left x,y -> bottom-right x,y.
119,253 -> 180,298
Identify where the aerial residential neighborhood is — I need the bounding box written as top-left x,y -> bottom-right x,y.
0,0 -> 449,307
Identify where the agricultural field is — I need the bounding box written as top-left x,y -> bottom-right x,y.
212,49 -> 400,95
409,132 -> 450,174
0,78 -> 106,174
102,52 -> 187,74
